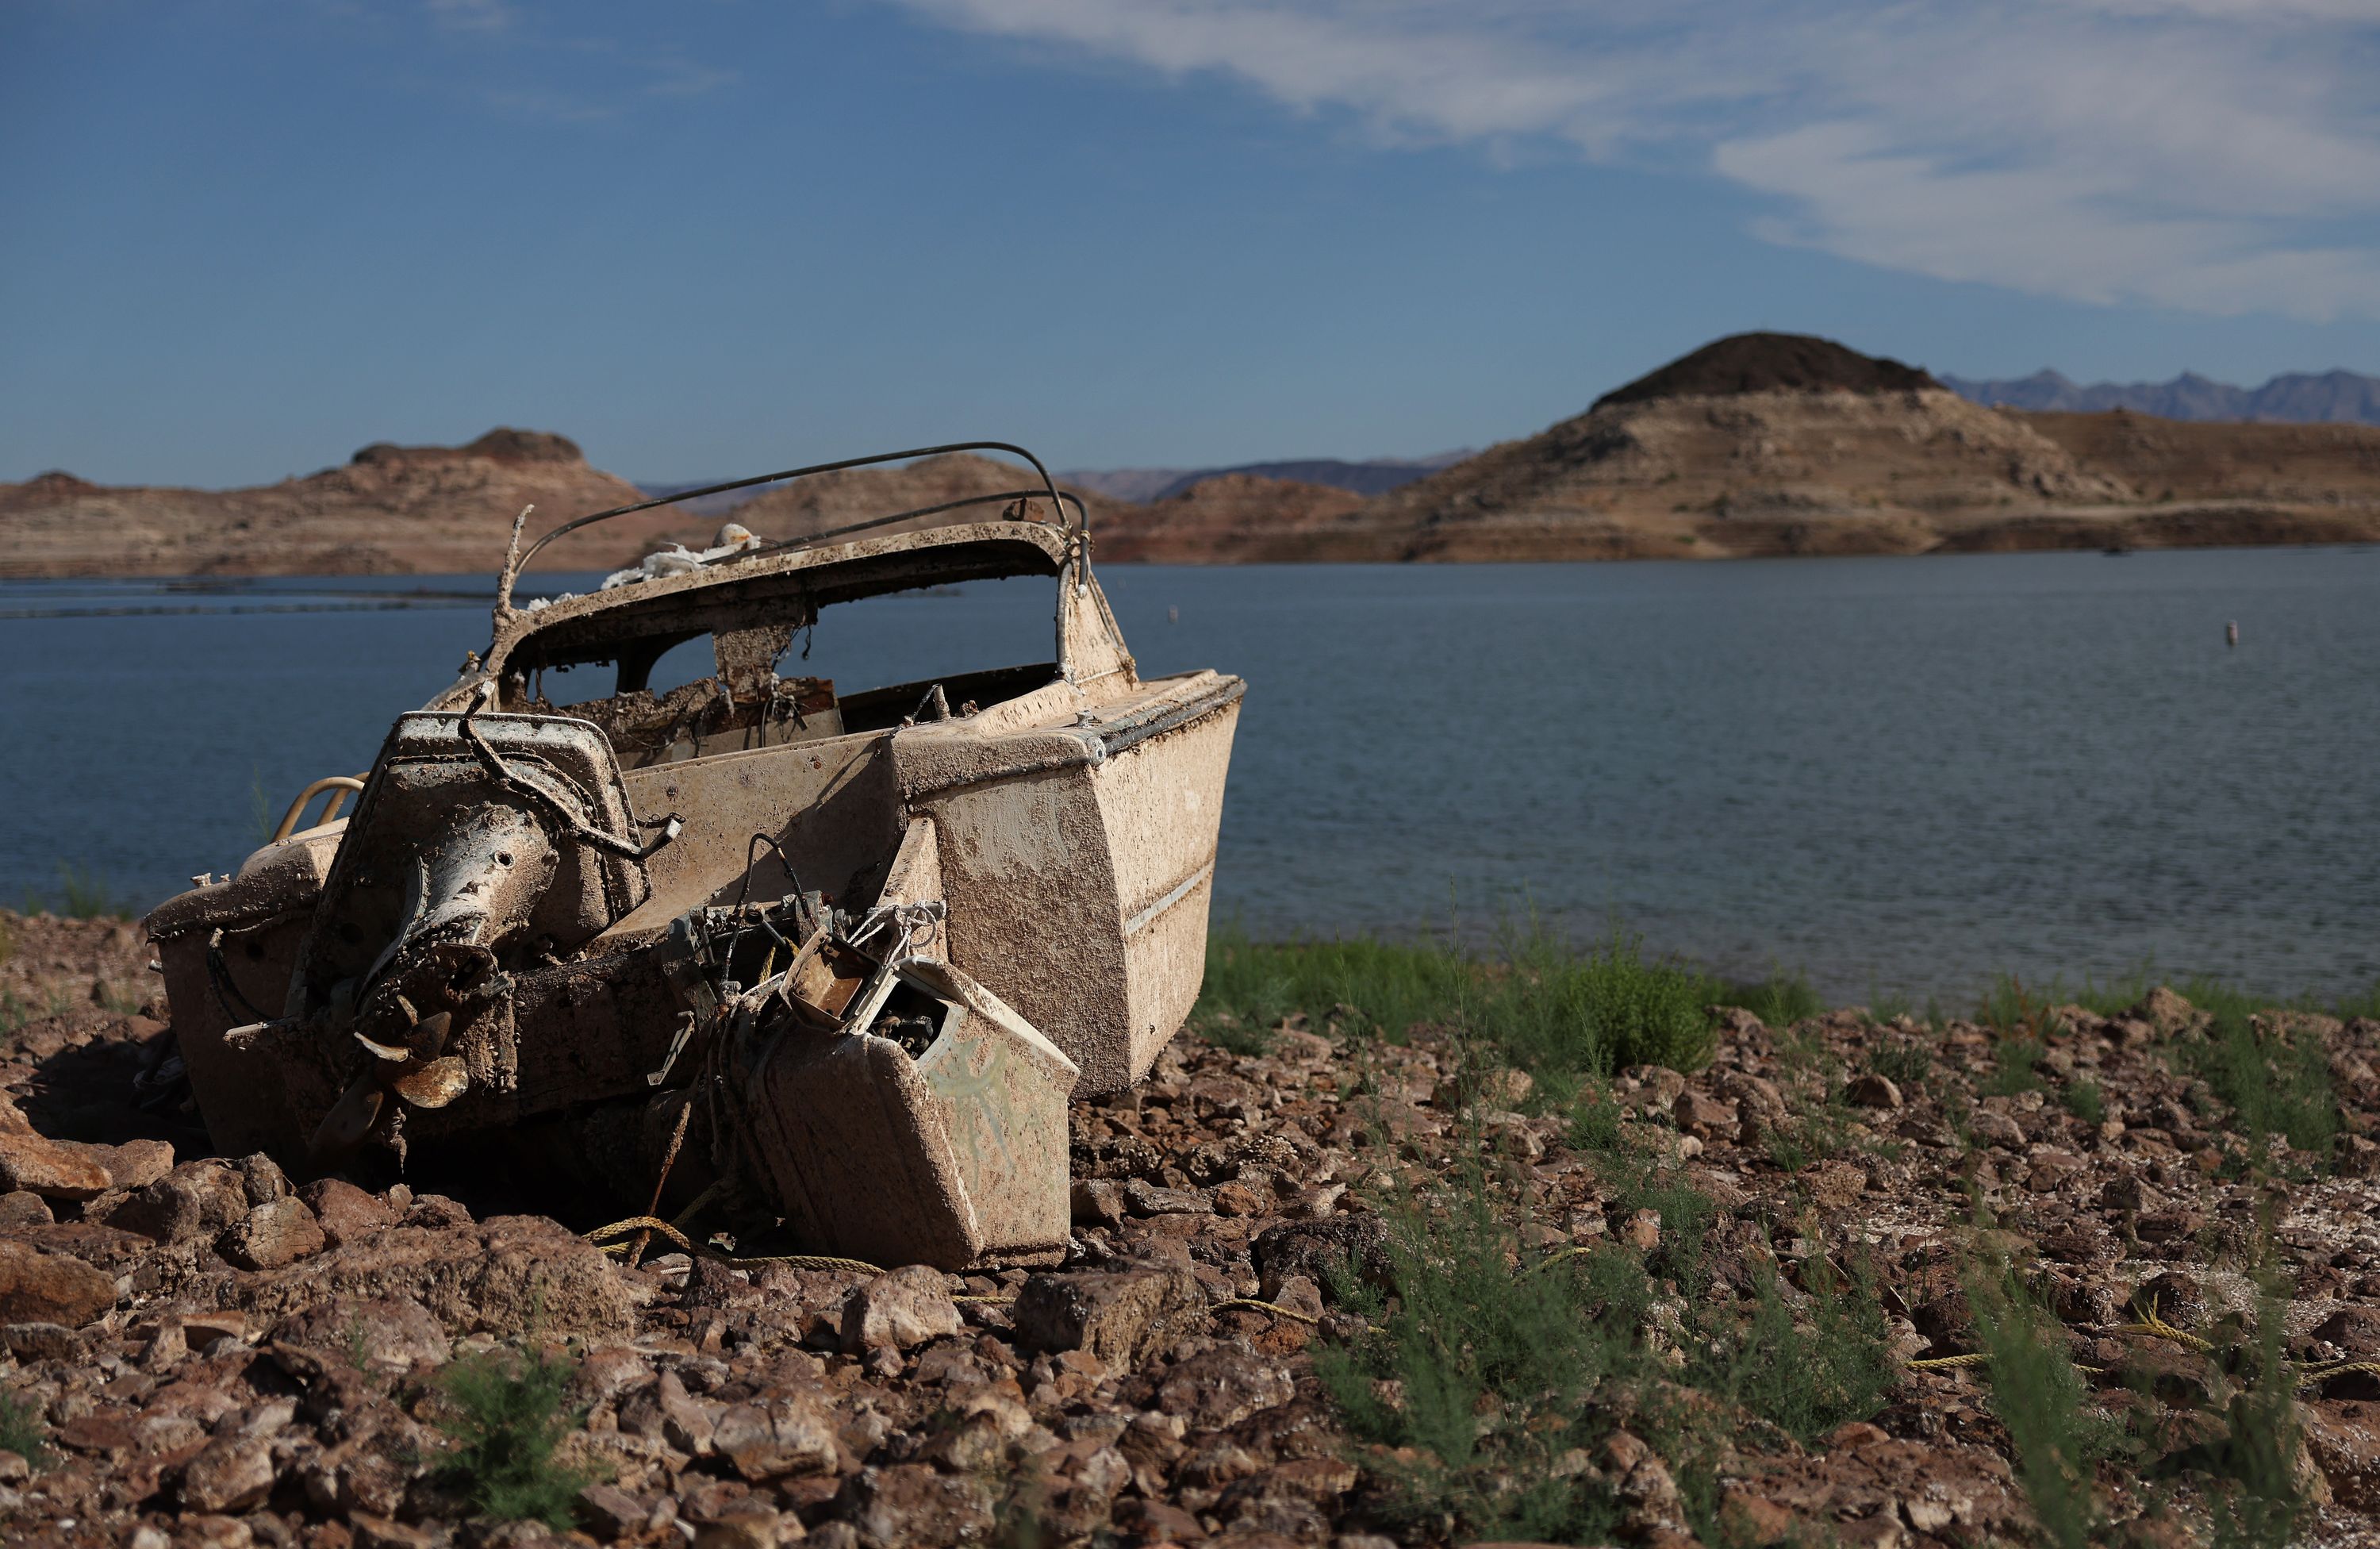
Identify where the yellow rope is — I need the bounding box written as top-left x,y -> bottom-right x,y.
586,1217 -> 884,1276
1907,1352 -> 1994,1371
1211,1297 -> 1323,1325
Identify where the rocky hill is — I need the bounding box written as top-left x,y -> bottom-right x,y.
1100,333 -> 2380,562
0,431 -> 664,578
13,336 -> 2380,575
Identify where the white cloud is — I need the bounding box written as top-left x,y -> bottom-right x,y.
887,0 -> 2380,319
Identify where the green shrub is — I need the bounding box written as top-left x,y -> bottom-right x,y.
1868,1040 -> 1934,1093
2183,1008 -> 2336,1161
1714,964 -> 1824,1028
1967,1264 -> 2125,1549
434,1346 -> 590,1527
2060,1078 -> 2105,1125
1194,923 -> 1721,1093
1317,1170 -> 1640,1544
1695,1260 -> 1894,1446
0,1390 -> 46,1468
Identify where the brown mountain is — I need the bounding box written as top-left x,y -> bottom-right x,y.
1101,333 -> 2380,561
13,335 -> 2380,575
0,430 -> 663,578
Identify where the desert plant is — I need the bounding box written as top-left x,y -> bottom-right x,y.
1715,964 -> 1824,1029
50,863 -> 132,921
1967,1263 -> 2125,1549
1868,1040 -> 1934,1093
434,1345 -> 590,1526
1316,1166 -> 1648,1543
1695,1259 -> 1895,1446
0,1390 -> 46,1468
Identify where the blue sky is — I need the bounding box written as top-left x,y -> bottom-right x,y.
6,0 -> 2380,486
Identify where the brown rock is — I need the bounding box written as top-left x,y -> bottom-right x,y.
842,1462 -> 997,1549
350,1516 -> 439,1549
1152,1343 -> 1295,1429
100,1159 -> 251,1244
0,1191 -> 51,1227
220,1195 -> 327,1270
93,1137 -> 174,1190
1675,1091 -> 1740,1135
1069,1177 -> 1126,1228
839,1264 -> 962,1353
0,1128 -> 113,1201
1622,1209 -> 1662,1251
0,1236 -> 116,1325
1844,1073 -> 1903,1109
1014,1265 -> 1205,1366
180,1433 -> 280,1512
1123,1176 -> 1211,1216
2312,1306 -> 2380,1356
300,1178 -> 393,1248
1,1320 -> 83,1361
578,1482 -> 657,1539
712,1389 -> 839,1481
241,1213 -> 635,1339
266,1295 -> 451,1370
2302,1399 -> 2380,1509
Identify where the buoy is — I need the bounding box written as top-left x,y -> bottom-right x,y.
2225,621 -> 2239,648
1168,605 -> 1179,625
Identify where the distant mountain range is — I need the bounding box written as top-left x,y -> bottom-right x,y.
1061,453 -> 1474,502
1940,368 -> 2380,425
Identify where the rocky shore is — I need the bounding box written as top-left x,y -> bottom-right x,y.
0,910 -> 2375,1547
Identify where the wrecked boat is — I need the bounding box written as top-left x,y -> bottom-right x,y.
144,443 -> 1242,1269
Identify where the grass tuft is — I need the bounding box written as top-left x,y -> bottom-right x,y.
1195,921 -> 1723,1097
433,1345 -> 591,1527
0,1390 -> 47,1469
1967,1262 -> 2125,1549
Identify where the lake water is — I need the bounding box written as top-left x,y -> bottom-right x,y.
2,548 -> 2374,1005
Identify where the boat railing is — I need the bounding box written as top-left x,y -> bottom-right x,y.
505,440 -> 1084,583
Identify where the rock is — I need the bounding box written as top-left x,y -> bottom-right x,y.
1253,1214 -> 1392,1298
693,1508 -> 797,1548
839,1264 -> 963,1353
0,1320 -> 83,1362
1013,1266 -> 1205,1366
0,1192 -> 51,1227
841,1462 -> 996,1549
0,1237 -> 116,1325
1069,1177 -> 1126,1228
351,1516 -> 440,1549
1151,1343 -> 1294,1429
712,1390 -> 839,1481
1123,1176 -> 1211,1216
1674,1091 -> 1738,1136
0,1128 -> 113,1200
2133,986 -> 2198,1034
92,1137 -> 174,1190
100,1159 -> 251,1244
180,1433 -> 280,1512
301,1178 -> 394,1247
220,1195 -> 327,1270
2311,1306 -> 2380,1356
2302,1399 -> 2380,1509
1623,1209 -> 1662,1251
231,1151 -> 293,1205
1967,1112 -> 2024,1149
1212,1180 -> 1266,1217
578,1482 -> 658,1539
242,1213 -> 635,1340
1844,1073 -> 1904,1109
266,1295 -> 451,1370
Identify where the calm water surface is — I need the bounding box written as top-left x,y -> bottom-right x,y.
2,549 -> 2373,1004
